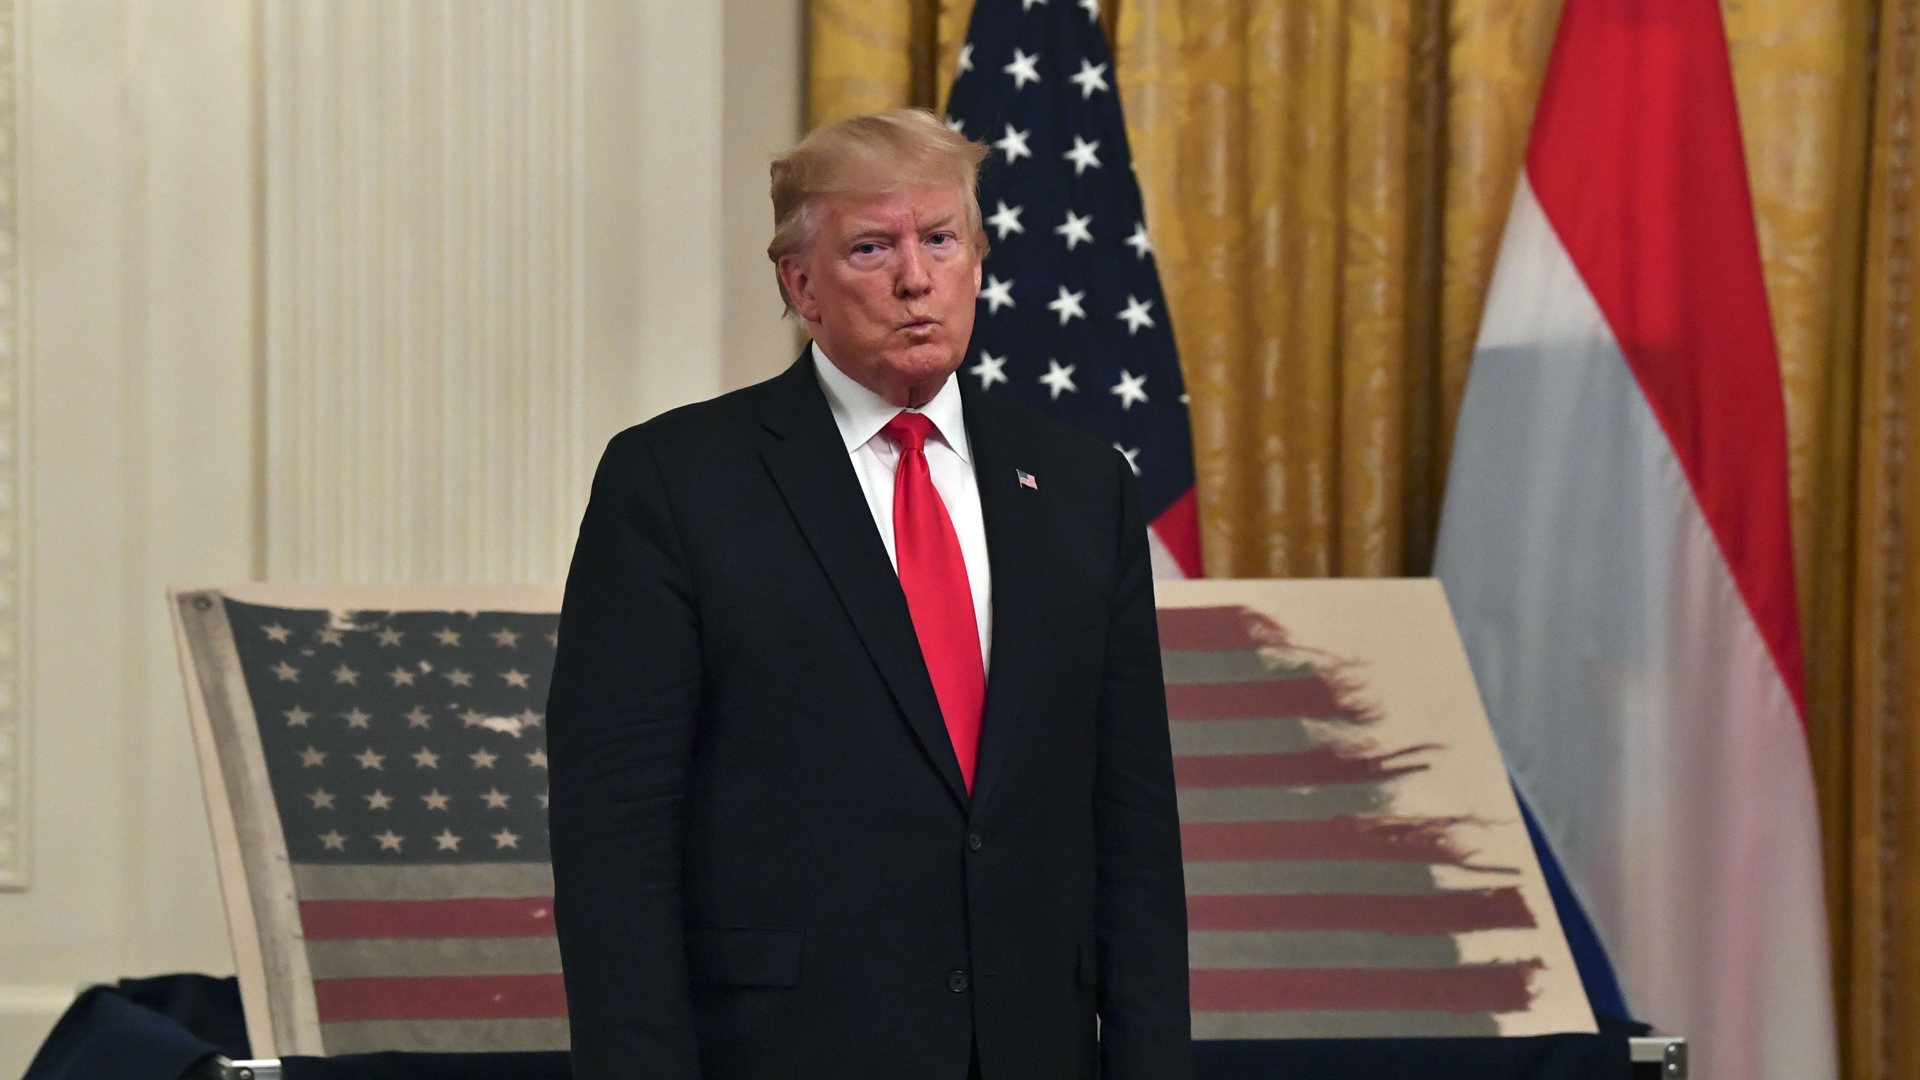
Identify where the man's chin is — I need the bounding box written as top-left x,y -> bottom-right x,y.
887,342 -> 965,382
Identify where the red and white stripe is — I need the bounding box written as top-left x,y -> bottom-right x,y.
293,863 -> 568,1054
1161,606 -> 1548,1040
1149,488 -> 1204,580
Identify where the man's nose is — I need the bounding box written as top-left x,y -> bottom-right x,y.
896,243 -> 934,297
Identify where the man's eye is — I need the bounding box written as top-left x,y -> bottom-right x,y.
854,243 -> 881,255
928,233 -> 954,245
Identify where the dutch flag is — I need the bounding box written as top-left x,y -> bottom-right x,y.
1433,1 -> 1838,1078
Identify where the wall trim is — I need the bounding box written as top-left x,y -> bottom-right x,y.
0,985 -> 74,1016
0,0 -> 26,891
263,0 -> 591,583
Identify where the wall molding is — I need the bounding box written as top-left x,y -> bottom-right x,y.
0,0 -> 25,890
264,1 -> 589,583
0,985 -> 74,1017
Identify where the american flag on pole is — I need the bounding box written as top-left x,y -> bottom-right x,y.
944,0 -> 1203,579
201,594 -> 567,1055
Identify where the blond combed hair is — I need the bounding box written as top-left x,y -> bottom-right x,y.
767,109 -> 992,313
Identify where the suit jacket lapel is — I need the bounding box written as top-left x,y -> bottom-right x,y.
759,354 -> 971,808
963,384 -> 1043,818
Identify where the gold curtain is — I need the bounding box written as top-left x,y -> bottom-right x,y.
1847,5 -> 1920,1077
809,1 -> 1920,1074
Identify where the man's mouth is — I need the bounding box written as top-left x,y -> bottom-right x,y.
900,318 -> 939,332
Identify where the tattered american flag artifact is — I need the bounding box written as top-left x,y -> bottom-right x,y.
1157,578 -> 1596,1040
173,578 -> 1593,1057
173,585 -> 567,1057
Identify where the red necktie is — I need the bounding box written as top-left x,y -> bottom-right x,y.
882,412 -> 985,792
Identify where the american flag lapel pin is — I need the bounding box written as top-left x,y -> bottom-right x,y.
1016,469 -> 1038,490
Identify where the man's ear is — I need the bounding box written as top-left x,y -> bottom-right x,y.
779,256 -> 822,323
971,254 -> 982,294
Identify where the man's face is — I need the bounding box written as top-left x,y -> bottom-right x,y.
780,184 -> 983,408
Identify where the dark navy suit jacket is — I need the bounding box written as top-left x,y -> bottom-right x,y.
547,352 -> 1191,1080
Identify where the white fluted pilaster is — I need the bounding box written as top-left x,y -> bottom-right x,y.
265,1 -> 593,583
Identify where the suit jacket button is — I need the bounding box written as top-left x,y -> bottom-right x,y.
967,832 -> 983,852
948,970 -> 969,993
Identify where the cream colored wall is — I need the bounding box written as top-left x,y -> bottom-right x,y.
0,0 -> 802,1071
0,10 -> 257,1072
723,0 -> 807,387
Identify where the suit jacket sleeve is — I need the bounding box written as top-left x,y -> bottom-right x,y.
1095,453 -> 1195,1079
547,428 -> 703,1079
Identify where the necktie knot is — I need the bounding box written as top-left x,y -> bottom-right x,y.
883,411 -> 936,455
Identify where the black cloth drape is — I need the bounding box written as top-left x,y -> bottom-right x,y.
23,973 -> 1633,1080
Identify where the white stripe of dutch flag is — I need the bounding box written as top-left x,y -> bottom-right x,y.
1433,1 -> 1836,1078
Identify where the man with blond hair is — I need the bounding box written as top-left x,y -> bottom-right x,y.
547,109 -> 1190,1080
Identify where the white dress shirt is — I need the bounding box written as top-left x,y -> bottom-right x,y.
813,343 -> 993,671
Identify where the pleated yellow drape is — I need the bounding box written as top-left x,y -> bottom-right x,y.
1116,0 -> 1557,577
807,2 -> 1920,1073
1846,4 -> 1920,1076
808,0 -> 926,127
1719,4 -> 1883,1078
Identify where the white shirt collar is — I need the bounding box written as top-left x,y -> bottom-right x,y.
811,342 -> 972,465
